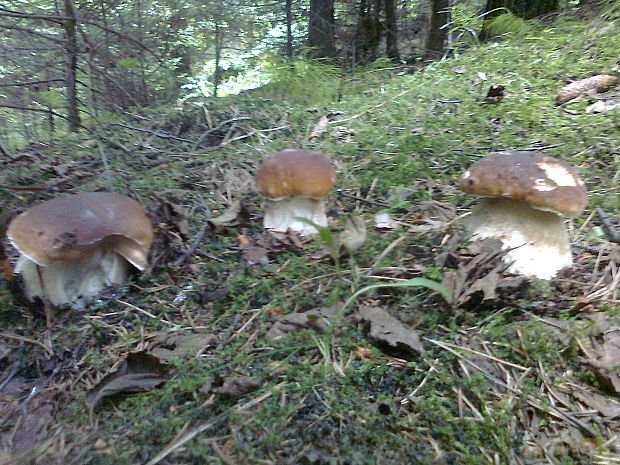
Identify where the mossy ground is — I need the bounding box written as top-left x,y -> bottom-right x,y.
1,5 -> 619,464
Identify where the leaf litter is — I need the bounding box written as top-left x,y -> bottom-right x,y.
86,352 -> 169,421
355,304 -> 424,355
438,238 -> 527,305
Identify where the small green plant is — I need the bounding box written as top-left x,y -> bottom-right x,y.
485,12 -> 533,38
296,217 -> 340,269
341,277 -> 454,313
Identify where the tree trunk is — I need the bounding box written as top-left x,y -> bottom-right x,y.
424,0 -> 450,60
308,0 -> 336,59
63,0 -> 80,132
355,0 -> 383,64
480,0 -> 559,41
384,0 -> 400,61
285,0 -> 293,57
213,21 -> 222,97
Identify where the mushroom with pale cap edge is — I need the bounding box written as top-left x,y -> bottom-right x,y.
255,148 -> 336,235
458,151 -> 587,280
7,192 -> 154,311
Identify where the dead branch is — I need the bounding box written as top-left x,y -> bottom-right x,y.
0,23 -> 65,44
0,104 -> 69,121
595,207 -> 620,244
0,79 -> 65,88
107,123 -> 193,144
0,8 -> 69,24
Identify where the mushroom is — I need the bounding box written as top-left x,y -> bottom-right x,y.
7,192 -> 154,310
458,151 -> 587,280
255,148 -> 336,235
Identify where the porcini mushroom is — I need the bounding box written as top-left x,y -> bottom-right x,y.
7,192 -> 154,310
459,151 -> 587,280
255,148 -> 336,235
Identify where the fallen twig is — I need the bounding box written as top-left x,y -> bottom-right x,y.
107,123 -> 193,144
596,207 -> 620,243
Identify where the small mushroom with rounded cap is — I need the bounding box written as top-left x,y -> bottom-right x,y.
255,148 -> 336,235
458,151 -> 587,280
7,192 -> 154,310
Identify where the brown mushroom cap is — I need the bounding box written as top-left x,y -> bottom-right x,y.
459,151 -> 587,217
7,192 -> 154,269
255,148 -> 336,199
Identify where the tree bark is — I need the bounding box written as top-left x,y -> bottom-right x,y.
62,0 -> 81,132
480,0 -> 559,41
213,21 -> 222,97
308,0 -> 336,59
384,0 -> 400,62
424,0 -> 450,60
285,0 -> 293,57
355,0 -> 383,64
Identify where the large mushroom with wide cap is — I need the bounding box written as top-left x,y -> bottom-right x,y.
255,148 -> 336,235
458,151 -> 587,280
7,192 -> 154,310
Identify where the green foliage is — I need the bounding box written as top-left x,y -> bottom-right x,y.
484,12 -> 534,38
342,278 -> 454,314
260,56 -> 342,105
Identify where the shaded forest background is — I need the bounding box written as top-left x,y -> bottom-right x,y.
1,0 -> 566,148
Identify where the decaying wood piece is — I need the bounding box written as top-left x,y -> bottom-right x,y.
556,75 -> 619,105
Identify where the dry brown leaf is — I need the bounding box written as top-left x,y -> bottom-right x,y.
151,332 -> 217,361
408,218 -> 445,234
420,200 -> 457,222
339,215 -> 367,253
356,305 -> 424,355
439,239 -> 526,305
209,200 -> 242,226
202,375 -> 261,397
578,313 -> 620,393
571,388 -> 620,419
586,100 -> 620,113
556,75 -> 619,104
4,396 -> 54,456
484,84 -> 505,104
242,245 -> 269,265
267,304 -> 340,339
86,352 -> 168,418
374,212 -> 399,230
353,346 -> 376,361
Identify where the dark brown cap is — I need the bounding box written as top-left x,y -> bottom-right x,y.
255,148 -> 336,199
7,192 -> 154,269
459,151 -> 587,217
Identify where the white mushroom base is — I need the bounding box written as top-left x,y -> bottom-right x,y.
15,249 -> 130,309
463,198 -> 572,280
263,196 -> 328,236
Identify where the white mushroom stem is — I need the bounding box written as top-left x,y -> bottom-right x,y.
263,196 -> 328,236
15,248 -> 129,309
463,198 -> 572,280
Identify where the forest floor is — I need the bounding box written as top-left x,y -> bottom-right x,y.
1,5 -> 620,465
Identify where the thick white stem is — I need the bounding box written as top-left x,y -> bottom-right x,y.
15,248 -> 129,309
463,198 -> 572,280
263,197 -> 328,236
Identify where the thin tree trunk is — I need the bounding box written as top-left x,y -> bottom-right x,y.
44,69 -> 55,133
308,0 -> 336,59
213,22 -> 222,97
63,0 -> 80,132
384,0 -> 400,61
285,0 -> 293,57
136,0 -> 148,104
424,0 -> 449,60
355,0 -> 383,64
